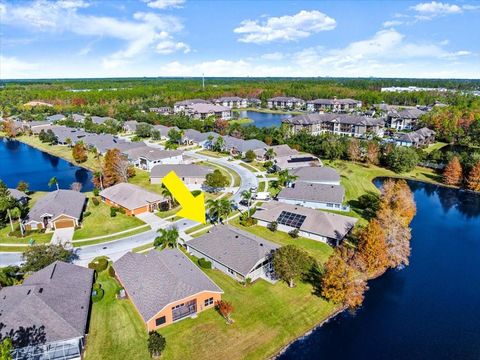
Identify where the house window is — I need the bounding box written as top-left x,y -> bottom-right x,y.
204,297 -> 214,307
227,268 -> 234,275
327,203 -> 334,208
155,316 -> 166,326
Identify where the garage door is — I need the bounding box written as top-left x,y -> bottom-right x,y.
54,219 -> 75,229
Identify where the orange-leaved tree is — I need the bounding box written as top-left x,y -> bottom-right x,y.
443,156 -> 463,186
466,160 -> 480,192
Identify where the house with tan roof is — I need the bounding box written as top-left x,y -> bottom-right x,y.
150,164 -> 213,189
253,202 -> 357,245
99,182 -> 167,215
113,249 -> 223,330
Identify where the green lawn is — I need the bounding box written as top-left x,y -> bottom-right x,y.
423,141 -> 449,154
258,181 -> 266,192
197,150 -> 228,158
0,224 -> 52,245
86,254 -> 337,360
85,271 -> 150,360
73,198 -> 146,240
231,218 -> 333,264
229,118 -> 253,125
129,169 -> 166,194
239,162 -> 259,173
323,160 -> 442,202
73,226 -> 150,247
204,161 -> 241,187
0,245 -> 28,252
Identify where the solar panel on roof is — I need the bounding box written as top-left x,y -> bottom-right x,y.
277,211 -> 306,229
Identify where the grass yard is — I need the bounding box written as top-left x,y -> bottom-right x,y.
17,135 -> 102,172
73,198 -> 146,240
204,161 -> 241,187
86,256 -> 337,360
258,181 -> 266,192
84,271 -> 150,360
72,226 -> 150,247
129,169 -> 166,195
0,224 -> 52,245
423,141 -> 449,154
229,118 -> 253,125
0,245 -> 28,252
231,218 -> 333,264
197,149 -> 228,158
323,160 -> 442,202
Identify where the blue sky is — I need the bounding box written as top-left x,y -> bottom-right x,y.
1,0 -> 479,79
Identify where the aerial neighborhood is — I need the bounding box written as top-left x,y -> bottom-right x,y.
0,78 -> 478,360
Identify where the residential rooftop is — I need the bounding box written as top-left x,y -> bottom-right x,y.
99,182 -> 165,210
277,182 -> 345,204
151,164 -> 213,178
25,190 -> 86,223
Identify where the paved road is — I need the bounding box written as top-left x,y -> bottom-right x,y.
0,152 -> 258,267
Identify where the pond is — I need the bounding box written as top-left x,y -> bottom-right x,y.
236,110 -> 292,127
279,180 -> 480,360
0,138 -> 94,192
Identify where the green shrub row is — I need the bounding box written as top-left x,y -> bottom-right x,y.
198,258 -> 212,269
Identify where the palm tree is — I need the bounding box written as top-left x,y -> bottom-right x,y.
48,177 -> 59,190
161,185 -> 174,210
154,227 -> 179,249
265,148 -> 276,160
278,170 -> 297,187
219,198 -> 235,224
7,207 -> 21,232
206,199 -> 222,224
241,190 -> 253,214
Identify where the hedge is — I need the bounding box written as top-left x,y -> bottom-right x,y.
198,258 -> 212,269
92,283 -> 104,302
91,197 -> 100,206
110,207 -> 117,217
88,258 -> 109,272
108,265 -> 116,278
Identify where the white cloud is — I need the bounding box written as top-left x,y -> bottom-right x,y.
145,0 -> 185,9
411,2 -> 462,15
260,52 -> 284,61
0,56 -> 39,79
382,20 -> 403,27
1,0 -> 189,68
156,40 -> 190,54
234,10 -> 336,44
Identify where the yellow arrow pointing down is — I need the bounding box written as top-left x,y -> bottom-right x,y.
162,171 -> 206,224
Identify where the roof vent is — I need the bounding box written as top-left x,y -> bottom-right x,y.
235,235 -> 239,238
27,290 -> 31,295
260,243 -> 264,247
38,288 -> 43,293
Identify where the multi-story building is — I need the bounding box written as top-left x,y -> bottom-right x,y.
173,99 -> 211,113
185,103 -> 232,120
267,96 -> 305,110
213,97 -> 247,108
306,98 -> 362,112
283,113 -> 385,138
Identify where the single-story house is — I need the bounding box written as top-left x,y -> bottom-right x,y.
182,129 -> 218,147
186,225 -> 279,283
23,190 -> 86,230
274,154 -> 322,170
8,188 -> 29,205
153,124 -> 177,140
0,261 -> 94,360
82,133 -> 143,154
123,146 -> 183,171
253,144 -> 299,162
46,114 -> 66,122
114,249 -> 223,330
90,116 -> 117,125
290,166 -> 341,185
99,182 -> 167,215
150,164 -> 213,189
72,113 -> 86,123
221,136 -> 267,156
123,120 -> 138,133
277,182 -> 348,211
253,202 -> 357,245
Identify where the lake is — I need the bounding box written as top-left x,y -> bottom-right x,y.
0,138 -> 93,192
236,110 -> 292,127
279,180 -> 480,360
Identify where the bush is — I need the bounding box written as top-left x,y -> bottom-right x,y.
88,258 -> 108,272
288,228 -> 300,238
108,265 -> 116,278
93,188 -> 100,197
116,207 -> 126,214
110,207 -> 117,217
92,283 -> 104,302
83,211 -> 91,217
198,258 -> 212,269
148,331 -> 166,358
191,189 -> 202,197
91,197 -> 100,206
267,221 -> 278,232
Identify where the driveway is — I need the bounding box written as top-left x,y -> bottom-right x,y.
136,212 -> 169,231
51,228 -> 75,247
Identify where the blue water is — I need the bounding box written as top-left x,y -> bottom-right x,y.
237,110 -> 292,127
279,180 -> 480,360
0,138 -> 93,192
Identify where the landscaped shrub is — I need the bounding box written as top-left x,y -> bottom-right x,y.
93,188 -> 99,197
92,283 -> 104,302
191,190 -> 201,197
110,207 -> 117,217
198,258 -> 212,269
267,221 -> 278,232
288,228 -> 300,238
96,258 -> 108,272
88,261 -> 98,271
91,197 -> 100,206
116,207 -> 126,214
108,265 -> 116,278
83,211 -> 91,217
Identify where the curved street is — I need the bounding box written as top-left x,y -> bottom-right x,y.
0,152 -> 258,267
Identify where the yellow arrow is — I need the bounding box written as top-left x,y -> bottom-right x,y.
162,171 -> 206,224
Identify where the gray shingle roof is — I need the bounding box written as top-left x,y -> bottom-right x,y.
182,129 -> 218,143
25,190 -> 86,223
123,146 -> 183,162
253,144 -> 299,158
0,261 -> 94,344
222,136 -> 266,153
46,114 -> 66,122
113,249 -> 222,322
174,99 -> 210,106
253,202 -> 357,241
268,97 -> 304,103
307,98 -> 361,105
278,183 -> 345,204
151,164 -> 213,178
284,113 -> 383,126
99,183 -> 165,210
8,188 -> 29,201
187,225 -> 279,277
291,166 -> 340,183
